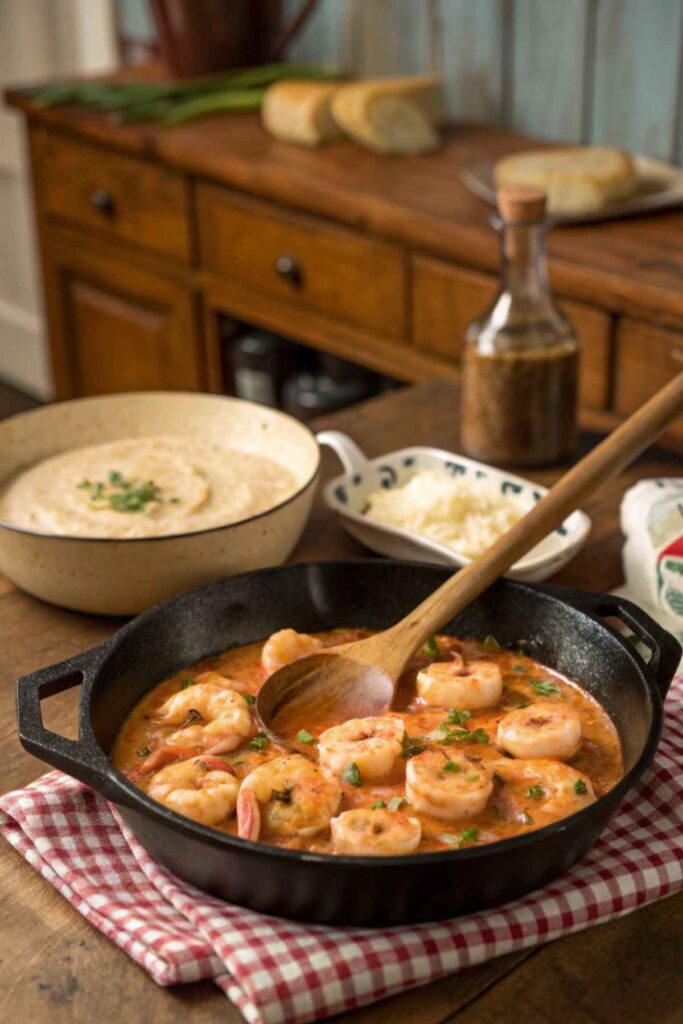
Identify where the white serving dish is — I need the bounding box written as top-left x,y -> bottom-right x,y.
318,431 -> 591,583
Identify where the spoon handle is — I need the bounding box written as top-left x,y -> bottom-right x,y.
387,370 -> 683,655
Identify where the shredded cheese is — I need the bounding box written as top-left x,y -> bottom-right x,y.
363,470 -> 532,558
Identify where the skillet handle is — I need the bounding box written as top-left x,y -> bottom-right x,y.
542,586 -> 681,700
16,644 -> 124,802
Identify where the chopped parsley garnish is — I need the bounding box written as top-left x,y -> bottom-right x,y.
179,677 -> 196,690
459,827 -> 479,844
528,785 -> 545,800
342,762 -> 361,787
517,700 -> 531,709
530,678 -> 560,697
422,636 -> 439,658
512,664 -> 529,673
439,827 -> 479,847
401,734 -> 428,758
442,760 -> 462,773
574,779 -> 588,795
77,469 -> 178,515
483,634 -> 502,651
244,694 -> 255,705
439,725 -> 490,746
296,728 -> 315,744
387,796 -> 408,812
447,708 -> 471,726
137,746 -> 150,757
371,800 -> 387,810
466,774 -> 480,783
250,732 -> 268,750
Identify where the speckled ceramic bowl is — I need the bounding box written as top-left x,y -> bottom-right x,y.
0,392 -> 319,615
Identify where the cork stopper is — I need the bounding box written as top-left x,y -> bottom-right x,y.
497,185 -> 547,222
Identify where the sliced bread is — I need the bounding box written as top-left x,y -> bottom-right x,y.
330,75 -> 443,155
494,147 -> 637,214
261,81 -> 342,148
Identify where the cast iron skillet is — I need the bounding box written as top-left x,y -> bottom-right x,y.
16,560 -> 680,926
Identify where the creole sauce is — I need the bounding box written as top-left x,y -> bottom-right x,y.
112,630 -> 623,854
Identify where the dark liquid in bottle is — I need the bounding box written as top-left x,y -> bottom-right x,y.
461,339 -> 578,466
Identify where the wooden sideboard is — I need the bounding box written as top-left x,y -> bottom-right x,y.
6,81 -> 683,448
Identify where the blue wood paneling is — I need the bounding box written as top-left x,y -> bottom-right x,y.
284,0 -> 345,65
590,0 -> 683,160
350,0 -> 428,77
510,0 -> 590,143
440,0 -> 503,124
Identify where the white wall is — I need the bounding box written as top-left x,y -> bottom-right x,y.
0,0 -> 117,398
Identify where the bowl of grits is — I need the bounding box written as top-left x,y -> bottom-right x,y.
0,392 -> 319,614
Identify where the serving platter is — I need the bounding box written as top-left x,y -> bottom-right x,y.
460,154 -> 683,225
318,431 -> 591,583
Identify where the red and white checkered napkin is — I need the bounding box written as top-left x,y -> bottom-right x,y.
2,676 -> 682,1024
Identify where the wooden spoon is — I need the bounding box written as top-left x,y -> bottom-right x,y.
257,371 -> 683,742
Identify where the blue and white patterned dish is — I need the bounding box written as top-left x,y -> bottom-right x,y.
317,431 -> 591,584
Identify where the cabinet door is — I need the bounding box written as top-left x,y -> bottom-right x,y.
43,230 -> 203,399
614,319 -> 683,445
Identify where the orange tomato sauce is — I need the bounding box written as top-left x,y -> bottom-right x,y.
111,629 -> 623,854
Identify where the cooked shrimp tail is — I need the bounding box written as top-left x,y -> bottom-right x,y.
237,789 -> 261,842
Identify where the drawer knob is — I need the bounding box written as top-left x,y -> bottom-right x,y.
275,255 -> 303,288
91,188 -> 116,218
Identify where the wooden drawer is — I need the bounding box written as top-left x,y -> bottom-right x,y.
34,129 -> 191,262
614,319 -> 683,442
198,185 -> 406,339
412,255 -> 612,410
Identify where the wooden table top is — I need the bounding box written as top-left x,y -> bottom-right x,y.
1,380 -> 681,1023
7,80 -> 683,330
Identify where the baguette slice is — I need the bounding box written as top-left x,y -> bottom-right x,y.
331,75 -> 442,155
261,81 -> 342,147
494,147 -> 637,214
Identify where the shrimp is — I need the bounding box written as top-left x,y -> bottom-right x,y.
148,755 -> 239,826
154,683 -> 251,754
331,808 -> 421,856
195,669 -> 252,696
416,655 -> 503,710
237,755 -> 341,840
261,628 -> 324,676
497,703 -> 582,760
318,715 -> 405,782
406,749 -> 494,821
491,758 -> 596,817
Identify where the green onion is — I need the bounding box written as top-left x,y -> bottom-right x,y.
438,827 -> 479,847
483,634 -> 502,651
401,735 -> 427,759
180,678 -> 196,690
459,827 -> 479,844
442,760 -> 462,773
527,785 -> 545,800
342,762 -> 361,787
371,800 -> 387,810
250,732 -> 268,750
512,664 -> 529,673
530,678 -> 560,697
244,694 -> 255,705
466,774 -> 480,783
447,709 -> 471,726
422,636 -> 439,658
296,728 -> 315,744
387,796 -> 407,812
574,779 -> 588,795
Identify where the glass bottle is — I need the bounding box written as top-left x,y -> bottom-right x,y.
461,186 -> 579,466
